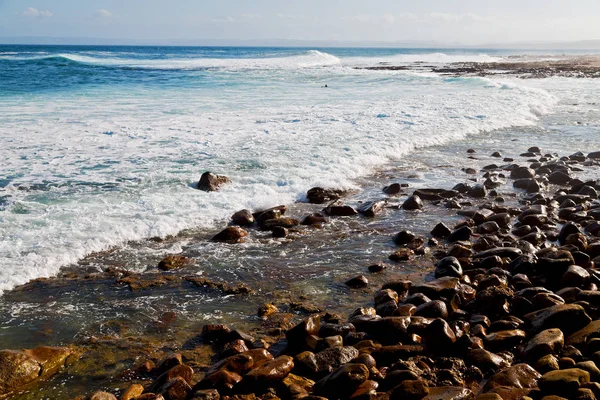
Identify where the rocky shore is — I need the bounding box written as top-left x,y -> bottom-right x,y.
2,145 -> 600,400
360,55 -> 600,78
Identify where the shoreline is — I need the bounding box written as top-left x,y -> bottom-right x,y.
359,55 -> 600,78
1,140 -> 599,399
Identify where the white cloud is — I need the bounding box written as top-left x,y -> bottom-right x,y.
23,7 -> 53,18
426,12 -> 485,23
95,9 -> 112,18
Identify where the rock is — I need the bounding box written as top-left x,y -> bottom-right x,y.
422,318 -> 456,354
301,213 -> 328,226
435,257 -> 463,278
260,217 -> 299,231
286,316 -> 321,348
323,204 -> 358,217
474,247 -> 523,260
197,172 -> 231,191
567,321 -> 600,347
431,222 -> 452,238
211,227 -> 247,243
389,379 -> 429,400
549,171 -> 572,185
158,255 -> 191,271
221,340 -> 249,358
357,200 -> 385,217
258,303 -> 278,318
188,390 -> 219,400
306,187 -> 342,204
231,209 -> 255,225
368,264 -> 386,273
412,277 -> 468,301
563,265 -> 590,288
484,329 -> 526,351
88,392 -> 118,400
469,184 -> 488,198
484,363 -> 541,392
414,301 -> 448,319
383,183 -> 402,195
121,384 -> 145,400
151,365 -> 194,391
467,349 -> 509,373
312,363 -> 369,399
448,226 -> 473,243
511,167 -> 536,179
522,329 -> 564,361
389,248 -> 414,262
272,226 -> 288,238
246,355 -> 294,382
24,346 -> 71,375
526,304 -> 591,335
346,275 -> 369,289
202,324 -> 232,343
402,195 -> 423,210
158,377 -> 192,400
424,387 -> 474,400
539,369 -> 590,396
0,350 -> 42,394
196,369 -> 242,392
587,151 -> 600,159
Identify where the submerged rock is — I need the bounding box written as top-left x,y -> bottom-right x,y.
197,172 -> 231,191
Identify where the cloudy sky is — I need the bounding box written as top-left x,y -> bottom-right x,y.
1,0 -> 599,44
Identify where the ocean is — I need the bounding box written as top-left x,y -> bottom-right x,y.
3,45 -> 588,294
1,45 -> 600,398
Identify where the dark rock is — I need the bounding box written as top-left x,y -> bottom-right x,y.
389,379 -> 429,400
323,204 -> 358,217
435,257 -> 463,278
466,348 -> 509,373
231,209 -> 255,226
346,276 -> 369,289
483,363 -> 541,392
431,222 -> 452,238
271,226 -> 288,238
538,368 -> 590,396
158,377 -> 192,400
394,230 -> 417,246
389,248 -> 414,262
197,172 -> 231,191
402,195 -> 423,210
469,184 -> 488,198
549,171 -> 572,185
211,227 -> 247,243
246,355 -> 294,382
414,301 -> 448,319
448,226 -> 472,243
510,167 -> 536,179
422,318 -> 456,354
526,304 -> 591,335
202,325 -> 232,343
306,187 -> 342,204
383,183 -> 403,195
522,328 -> 564,360
260,217 -> 299,230
357,200 -> 385,217
301,213 -> 328,226
158,255 -> 191,271
312,363 -> 369,399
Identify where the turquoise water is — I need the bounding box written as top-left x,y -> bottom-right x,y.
0,45 -> 595,294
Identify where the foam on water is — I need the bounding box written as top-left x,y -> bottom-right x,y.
0,47 -> 562,293
342,52 -> 503,66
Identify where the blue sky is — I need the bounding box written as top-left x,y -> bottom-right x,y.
1,0 -> 599,44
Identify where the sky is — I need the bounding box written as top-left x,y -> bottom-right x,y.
1,0 -> 599,45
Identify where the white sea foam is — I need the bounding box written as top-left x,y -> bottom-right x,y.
342,52 -> 503,67
0,60 -> 562,294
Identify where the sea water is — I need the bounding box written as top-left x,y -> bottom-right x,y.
2,45 -> 587,295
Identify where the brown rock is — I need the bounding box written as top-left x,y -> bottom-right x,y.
158,255 -> 191,271
88,392 -> 118,400
158,377 -> 192,400
0,350 -> 41,394
526,304 -> 591,335
424,386 -> 474,399
566,320 -> 600,347
211,227 -> 247,243
197,172 -> 231,191
306,187 -> 342,204
246,355 -> 294,382
390,379 -> 429,400
312,363 -> 369,399
358,200 -> 386,217
522,328 -> 564,361
121,384 -> 145,400
484,363 -> 541,391
538,368 -> 590,396
231,209 -> 254,225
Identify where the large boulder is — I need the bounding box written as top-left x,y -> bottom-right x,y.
197,172 -> 231,191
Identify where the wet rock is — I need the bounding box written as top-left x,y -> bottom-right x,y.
202,324 -> 232,343
563,265 -> 590,288
260,217 -> 299,230
301,213 -> 328,226
370,345 -> 424,366
368,264 -> 386,273
466,349 -> 509,374
414,300 -> 448,319
435,256 -> 463,278
412,277 -> 468,301
231,209 -> 255,226
271,226 -> 288,238
158,255 -> 191,271
549,171 -> 572,185
431,222 -> 452,238
88,392 -> 118,400
188,390 -> 219,400
511,166 -> 536,179
286,316 -> 321,349
158,377 -> 192,400
474,247 -> 523,260
195,369 -> 242,392
280,373 -> 314,399
389,248 -> 414,262
246,355 -> 294,382
587,151 -> 600,159
402,195 -> 423,210
121,384 -> 145,400
346,275 -> 369,289
211,227 -> 247,243
306,187 -> 342,204
448,226 -> 473,243
197,172 -> 231,192
484,329 -> 527,351
312,363 -> 369,399
221,340 -> 249,358
423,318 -> 456,354
526,304 -> 591,335
0,350 -> 42,394
522,329 -> 565,361
539,368 -> 590,396
425,386 -> 474,400
383,183 -> 402,195
323,204 -> 358,217
393,230 -> 417,246
469,184 -> 488,198
389,379 -> 429,400
483,363 -> 541,392
358,200 -> 385,217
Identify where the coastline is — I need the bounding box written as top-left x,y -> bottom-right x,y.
1,58 -> 600,399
